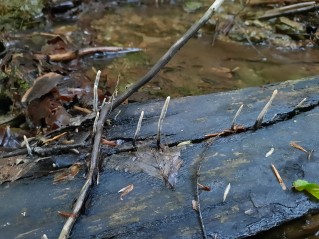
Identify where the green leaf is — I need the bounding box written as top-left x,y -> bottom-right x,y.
293,179 -> 319,199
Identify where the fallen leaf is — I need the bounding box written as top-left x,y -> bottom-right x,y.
0,156 -> 36,184
53,163 -> 81,184
118,184 -> 134,200
21,72 -> 63,104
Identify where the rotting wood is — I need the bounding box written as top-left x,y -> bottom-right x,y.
58,0 -> 225,238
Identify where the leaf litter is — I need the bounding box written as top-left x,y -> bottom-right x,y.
53,163 -> 82,184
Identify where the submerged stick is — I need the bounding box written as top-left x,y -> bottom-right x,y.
254,89 -> 278,129
157,96 -> 170,147
133,111 -> 144,147
58,1 -> 225,237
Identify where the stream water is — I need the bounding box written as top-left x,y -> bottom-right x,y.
81,3 -> 319,101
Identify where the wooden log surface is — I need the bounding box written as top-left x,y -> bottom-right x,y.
1,77 -> 319,238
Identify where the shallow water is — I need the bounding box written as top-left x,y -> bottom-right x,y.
84,3 -> 319,101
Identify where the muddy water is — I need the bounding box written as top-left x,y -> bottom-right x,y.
86,4 -> 319,101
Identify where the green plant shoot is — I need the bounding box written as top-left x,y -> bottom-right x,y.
293,180 -> 319,199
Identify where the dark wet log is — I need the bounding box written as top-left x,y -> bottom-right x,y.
1,77 -> 319,238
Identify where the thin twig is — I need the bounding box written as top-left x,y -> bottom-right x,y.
254,89 -> 278,129
23,135 -> 32,156
235,22 -> 267,60
231,104 -> 243,130
58,0 -> 225,237
133,111 -> 144,147
194,136 -> 219,239
196,165 -> 208,239
295,98 -> 307,109
93,111 -> 100,134
93,70 -> 101,112
157,96 -> 170,147
271,164 -> 287,190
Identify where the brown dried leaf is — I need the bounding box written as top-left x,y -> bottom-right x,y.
21,72 -> 63,104
197,183 -> 211,191
118,184 -> 134,200
27,95 -> 71,129
0,156 -> 35,184
53,163 -> 81,184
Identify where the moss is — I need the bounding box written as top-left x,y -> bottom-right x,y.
0,0 -> 44,30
